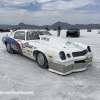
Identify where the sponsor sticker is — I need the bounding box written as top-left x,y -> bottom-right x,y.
42,37 -> 50,41
28,53 -> 31,55
34,47 -> 37,49
48,56 -> 52,58
48,58 -> 53,62
27,49 -> 30,52
23,51 -> 26,54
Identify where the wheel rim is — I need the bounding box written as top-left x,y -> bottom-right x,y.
37,53 -> 44,66
7,43 -> 10,51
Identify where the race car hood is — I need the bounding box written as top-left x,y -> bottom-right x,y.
39,35 -> 84,51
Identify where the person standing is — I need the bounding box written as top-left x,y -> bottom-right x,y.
46,26 -> 48,31
57,26 -> 61,37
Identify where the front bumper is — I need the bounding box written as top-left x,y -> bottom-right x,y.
48,57 -> 92,75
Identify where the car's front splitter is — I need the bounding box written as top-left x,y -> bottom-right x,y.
48,57 -> 92,75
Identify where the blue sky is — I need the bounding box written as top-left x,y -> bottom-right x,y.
0,0 -> 100,25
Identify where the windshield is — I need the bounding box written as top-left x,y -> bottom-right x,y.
26,31 -> 52,40
38,31 -> 52,36
68,28 -> 79,30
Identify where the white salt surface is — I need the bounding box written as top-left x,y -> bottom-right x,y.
0,29 -> 100,100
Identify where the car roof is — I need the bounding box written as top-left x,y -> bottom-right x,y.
68,28 -> 79,30
15,29 -> 47,33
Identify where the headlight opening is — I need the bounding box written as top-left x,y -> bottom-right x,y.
67,54 -> 71,58
59,51 -> 66,60
87,46 -> 91,52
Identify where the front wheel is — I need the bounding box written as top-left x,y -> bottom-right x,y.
6,43 -> 14,54
36,52 -> 48,68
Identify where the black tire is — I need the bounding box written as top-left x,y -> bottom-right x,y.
78,32 -> 80,37
36,52 -> 48,68
6,43 -> 14,54
79,33 -> 80,37
76,33 -> 79,37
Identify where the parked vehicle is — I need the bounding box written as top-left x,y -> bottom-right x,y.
11,28 -> 20,32
2,29 -> 93,75
0,29 -> 3,32
87,29 -> 91,32
3,29 -> 10,32
66,28 -> 80,37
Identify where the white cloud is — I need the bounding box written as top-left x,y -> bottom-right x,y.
0,0 -> 35,6
0,7 -> 100,25
0,0 -> 53,6
36,0 -> 53,3
42,0 -> 95,10
0,7 -> 61,25
0,0 -> 100,25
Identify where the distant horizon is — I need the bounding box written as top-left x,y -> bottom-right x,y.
0,21 -> 100,29
0,21 -> 100,26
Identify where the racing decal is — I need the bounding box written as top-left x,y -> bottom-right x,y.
4,37 -> 23,54
21,43 -> 33,48
11,44 -> 18,51
16,41 -> 23,54
66,41 -> 72,45
42,37 -> 50,41
66,41 -> 77,47
17,40 -> 21,42
48,58 -> 53,62
48,56 -> 52,58
34,47 -> 37,49
23,51 -> 26,54
27,49 -> 30,52
28,53 -> 31,55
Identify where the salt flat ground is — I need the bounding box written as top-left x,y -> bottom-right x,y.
0,30 -> 100,100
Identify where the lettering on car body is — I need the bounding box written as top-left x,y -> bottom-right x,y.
11,44 -> 18,51
66,41 -> 77,47
66,41 -> 72,45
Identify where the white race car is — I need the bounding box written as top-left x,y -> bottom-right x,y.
2,29 -> 93,75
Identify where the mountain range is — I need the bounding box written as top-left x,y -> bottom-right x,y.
0,21 -> 100,29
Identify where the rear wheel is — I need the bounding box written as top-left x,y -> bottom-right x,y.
6,43 -> 14,54
36,52 -> 48,68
